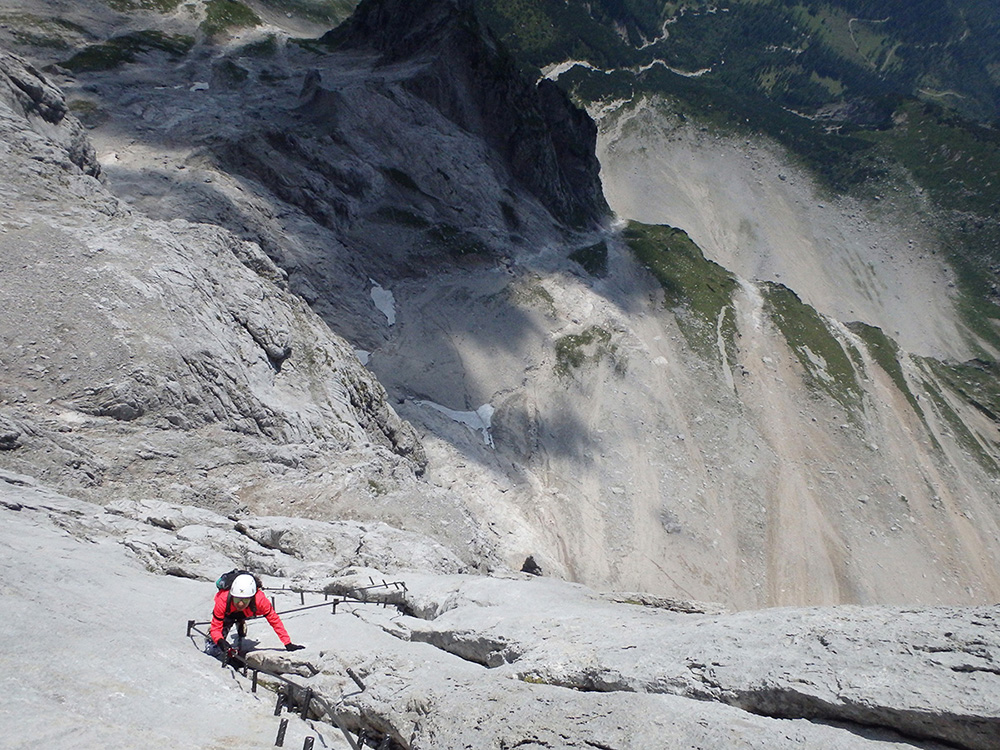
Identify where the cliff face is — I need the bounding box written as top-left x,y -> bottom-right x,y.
0,46 -> 429,526
324,0 -> 609,229
2,2 -> 1000,746
0,52 -> 99,177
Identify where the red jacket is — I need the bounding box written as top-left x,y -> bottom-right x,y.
210,588 -> 291,646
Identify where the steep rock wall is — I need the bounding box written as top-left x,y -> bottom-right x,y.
324,0 -> 609,229
0,48 -> 427,519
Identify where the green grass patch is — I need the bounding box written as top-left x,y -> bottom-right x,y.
507,278 -> 556,316
562,63 -> 887,194
847,321 -> 921,414
215,59 -> 250,83
237,35 -> 279,57
762,282 -> 864,420
289,37 -> 331,55
865,101 -> 1000,218
67,99 -> 108,128
62,30 -> 194,72
555,326 -> 624,377
950,258 -> 1000,358
9,31 -> 71,50
569,241 -> 608,277
925,358 -> 1000,428
201,0 -> 261,37
1,14 -> 88,49
518,673 -> 551,685
851,100 -> 1000,356
480,0 -> 559,58
623,221 -> 738,360
0,13 -> 87,34
916,357 -> 1000,471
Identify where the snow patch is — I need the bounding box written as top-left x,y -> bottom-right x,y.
370,279 -> 396,326
417,400 -> 495,448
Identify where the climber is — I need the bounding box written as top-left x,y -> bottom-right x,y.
210,572 -> 305,655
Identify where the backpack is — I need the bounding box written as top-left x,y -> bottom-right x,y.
215,569 -> 264,592
216,569 -> 264,615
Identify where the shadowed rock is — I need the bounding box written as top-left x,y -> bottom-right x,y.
323,0 -> 609,229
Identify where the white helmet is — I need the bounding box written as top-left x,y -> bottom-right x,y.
230,574 -> 257,599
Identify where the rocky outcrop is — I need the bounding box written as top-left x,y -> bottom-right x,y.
0,51 -> 99,176
267,573 -> 1000,750
11,488 -> 465,581
8,481 -> 997,750
0,46 -> 427,514
235,516 -> 465,574
0,415 -> 21,451
324,0 -> 609,229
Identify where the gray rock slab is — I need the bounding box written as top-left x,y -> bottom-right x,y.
236,515 -> 468,574
393,576 -> 1000,749
255,613 -> 958,750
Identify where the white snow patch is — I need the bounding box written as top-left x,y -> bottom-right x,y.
355,349 -> 371,365
417,400 -> 495,448
370,279 -> 396,326
190,82 -> 210,92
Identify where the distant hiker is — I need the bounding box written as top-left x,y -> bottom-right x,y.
210,571 -> 305,654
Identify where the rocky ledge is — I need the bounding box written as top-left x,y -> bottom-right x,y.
5,473 -> 997,750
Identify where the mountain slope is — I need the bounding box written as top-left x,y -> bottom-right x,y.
0,44 -> 442,543
1,0 -> 1000,614
474,0 -> 1000,123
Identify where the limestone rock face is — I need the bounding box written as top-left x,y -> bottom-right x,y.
0,48 -> 427,518
7,479 -> 997,750
388,575 -> 1000,750
324,0 -> 609,229
235,516 -> 467,575
0,51 -> 99,176
2,0 -> 1000,654
0,414 -> 21,451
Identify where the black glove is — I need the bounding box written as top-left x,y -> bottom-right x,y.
285,643 -> 305,651
216,638 -> 230,651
